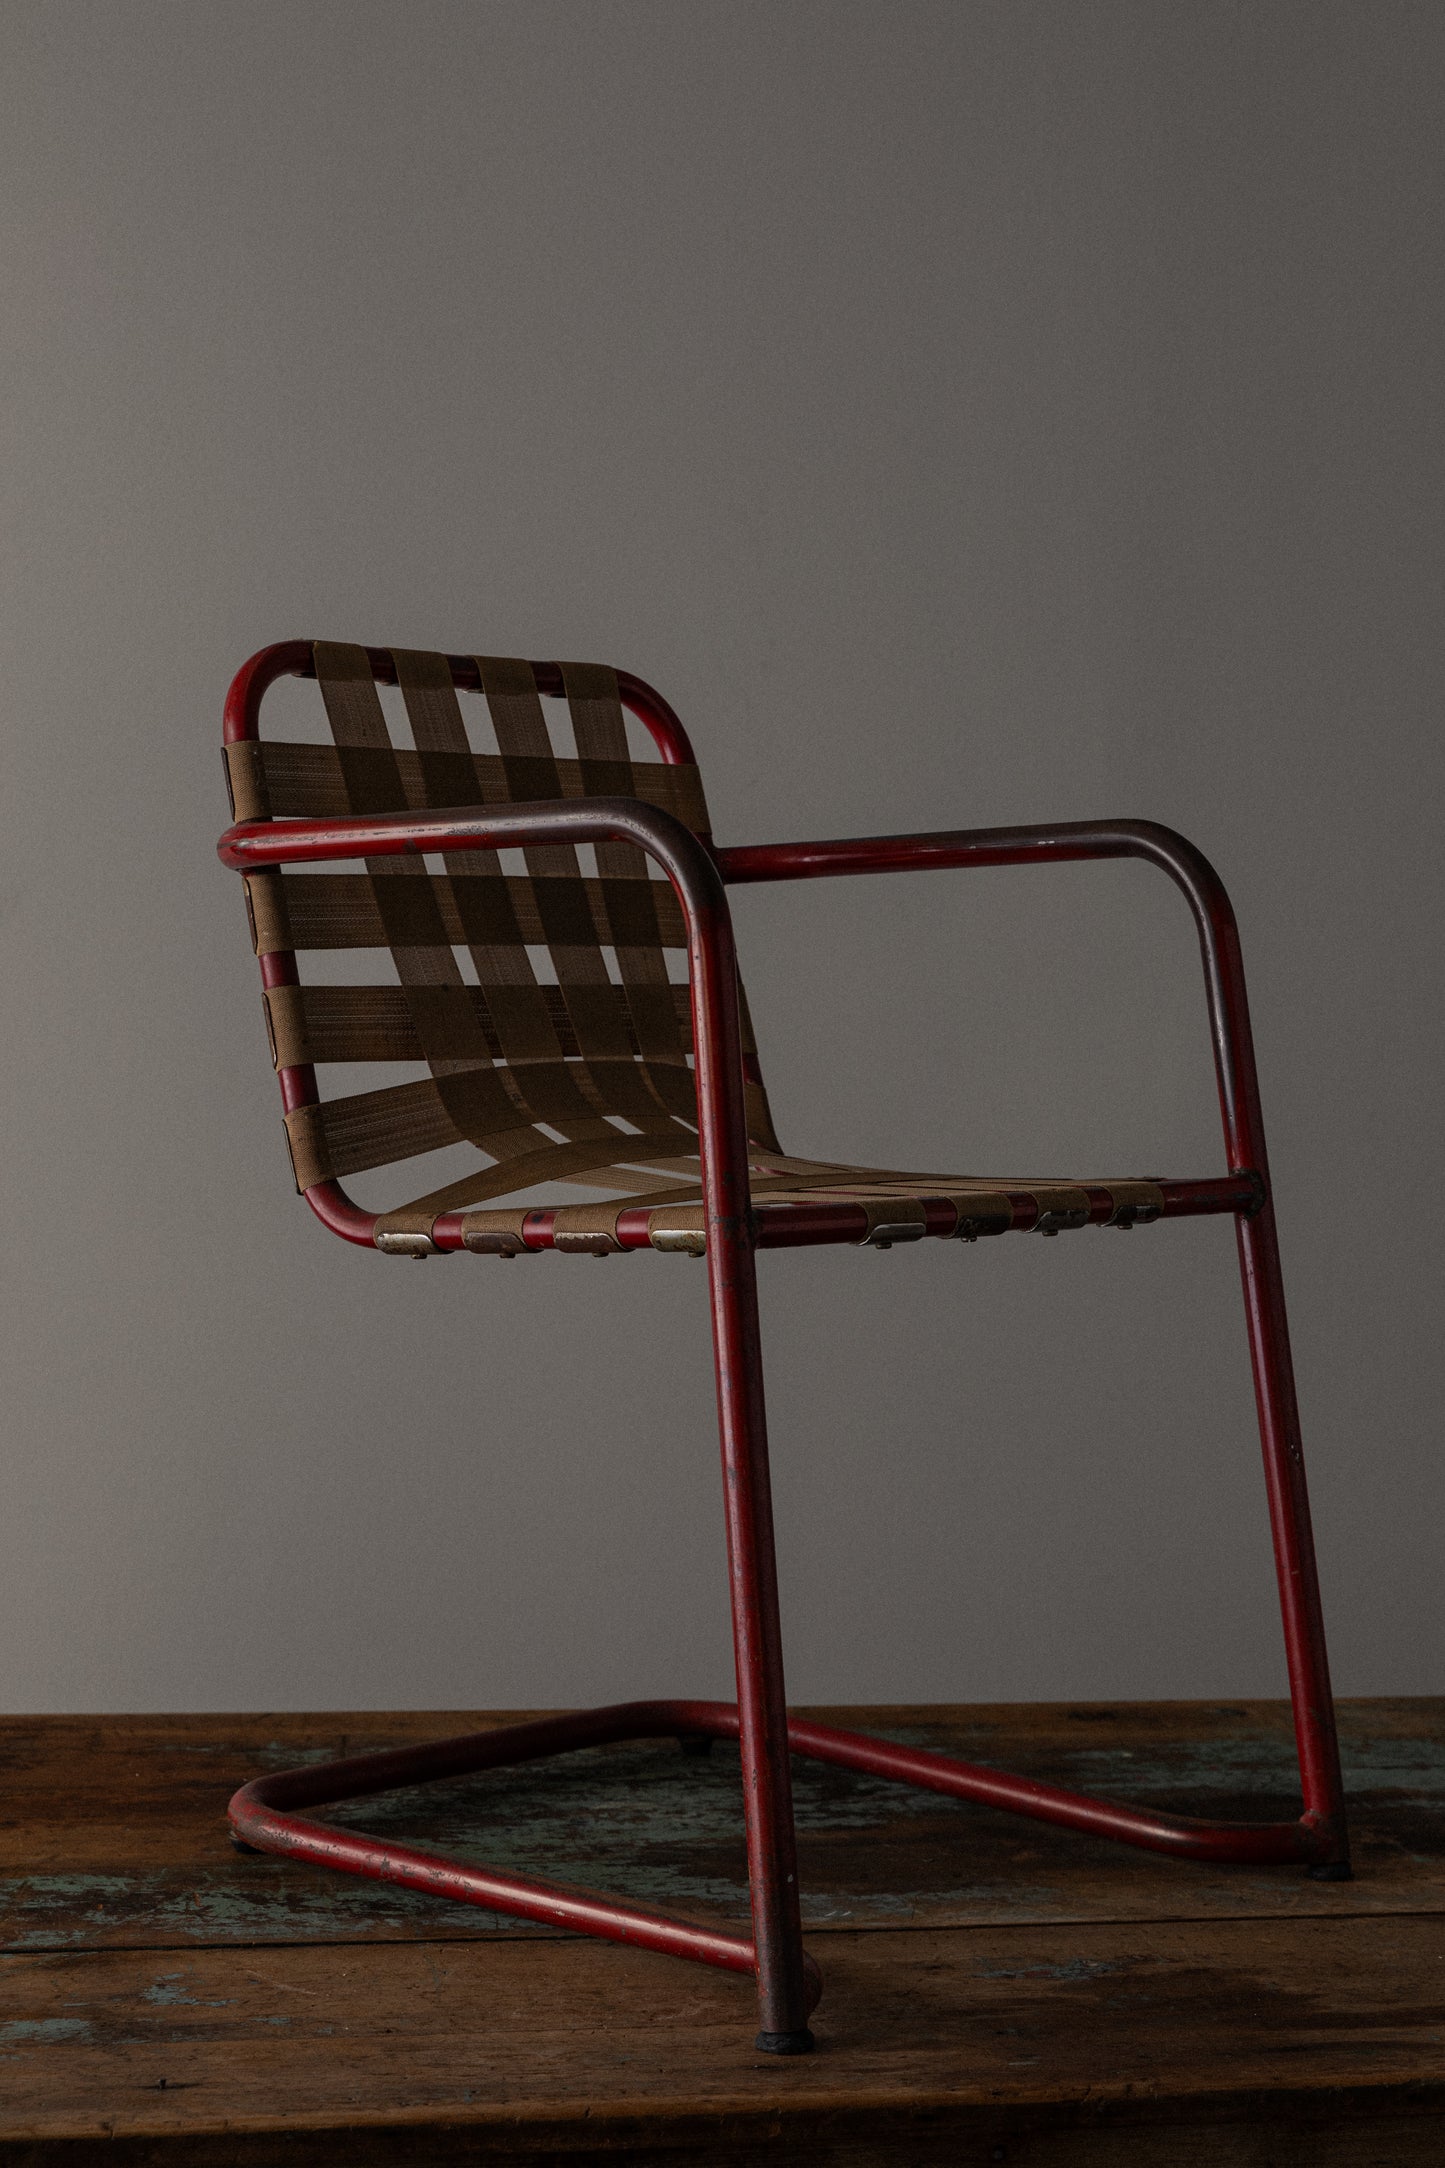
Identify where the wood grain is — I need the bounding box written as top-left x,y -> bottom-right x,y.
4,1700 -> 1442,1954
1,1702 -> 1442,2162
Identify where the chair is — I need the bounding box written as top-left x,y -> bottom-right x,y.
218,640 -> 1349,2055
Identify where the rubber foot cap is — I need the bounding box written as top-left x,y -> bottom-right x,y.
230,1836 -> 264,1856
1307,1859 -> 1353,1881
755,2028 -> 815,2056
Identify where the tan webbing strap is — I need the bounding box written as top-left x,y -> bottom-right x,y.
476,656 -> 692,1137
454,1172 -> 1167,1250
224,740 -> 269,823
369,1134 -> 696,1236
563,660 -> 780,1147
391,647 -> 620,1135
311,644 -> 534,1160
561,663 -> 696,1125
229,738 -> 712,827
244,871 -> 690,956
735,978 -> 783,1153
263,981 -> 739,1069
477,656 -> 631,1063
282,1077 -> 477,1191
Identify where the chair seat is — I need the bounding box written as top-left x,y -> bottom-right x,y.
419,1150 -> 1168,1255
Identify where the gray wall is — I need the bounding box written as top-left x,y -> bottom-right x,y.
1,0 -> 1440,1713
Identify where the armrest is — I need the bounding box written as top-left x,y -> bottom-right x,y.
220,797 -> 713,878
219,798 -> 754,1249
717,819 -> 1268,1187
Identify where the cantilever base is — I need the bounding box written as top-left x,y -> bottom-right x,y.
227,1697 -> 1344,2044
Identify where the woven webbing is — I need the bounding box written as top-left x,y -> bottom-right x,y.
244,871 -> 689,952
224,740 -> 710,830
240,643 -> 1165,1252
263,981 -> 757,1067
443,1162 -> 1169,1252
263,645 -> 779,1202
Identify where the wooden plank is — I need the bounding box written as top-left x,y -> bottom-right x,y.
3,1700 -> 1442,1955
2,1917 -> 1445,2162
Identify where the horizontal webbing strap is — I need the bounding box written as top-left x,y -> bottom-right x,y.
244,869 -> 688,953
282,1064 -> 699,1190
284,1074 -> 518,1187
225,739 -> 711,831
264,982 -> 756,1068
372,1147 -> 707,1237
238,641 -> 783,1194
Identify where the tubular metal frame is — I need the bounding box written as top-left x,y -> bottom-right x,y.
219,644 -> 1349,2055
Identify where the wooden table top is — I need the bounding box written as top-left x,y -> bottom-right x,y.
2,1699 -> 1444,2163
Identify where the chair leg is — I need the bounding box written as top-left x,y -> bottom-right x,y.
706,1216 -> 815,2052
1237,1200 -> 1351,1876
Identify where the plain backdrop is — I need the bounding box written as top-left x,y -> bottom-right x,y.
0,0 -> 1440,1713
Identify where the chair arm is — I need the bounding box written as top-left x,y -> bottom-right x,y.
716,819 -> 1268,1186
218,798 -> 755,1250
220,797 -> 717,882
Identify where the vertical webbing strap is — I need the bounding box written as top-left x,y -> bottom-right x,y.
560,663 -> 695,1124
312,643 -> 525,1154
561,661 -> 781,1145
477,657 -> 694,1132
390,648 -> 619,1140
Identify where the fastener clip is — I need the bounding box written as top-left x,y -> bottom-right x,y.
374,1231 -> 439,1259
1107,1200 -> 1162,1229
651,1227 -> 708,1257
863,1220 -> 928,1251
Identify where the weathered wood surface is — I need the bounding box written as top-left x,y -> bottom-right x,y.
1,1701 -> 1443,2163
5,1917 -> 1445,2164
4,1699 -> 1442,1952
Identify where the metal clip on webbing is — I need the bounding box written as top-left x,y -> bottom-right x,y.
954,1210 -> 1010,1243
461,1230 -> 535,1258
552,1231 -> 624,1259
651,1227 -> 707,1257
1107,1199 -> 1163,1230
863,1220 -> 927,1251
375,1231 -> 440,1260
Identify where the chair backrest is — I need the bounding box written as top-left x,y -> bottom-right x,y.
226,643 -> 781,1220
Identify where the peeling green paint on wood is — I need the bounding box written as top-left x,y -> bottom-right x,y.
3,1702 -> 1442,1955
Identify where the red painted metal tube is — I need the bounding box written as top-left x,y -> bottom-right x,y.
222,641 -> 696,765
687,902 -> 812,2043
235,1703 -> 722,1811
1237,1206 -> 1342,1855
223,639 -> 313,744
778,1713 -> 1319,1865
235,1806 -> 765,1979
428,1174 -> 1261,1255
220,796 -> 1345,1868
716,821 -> 1348,1873
230,1698 -> 1328,1965
230,1706 -> 794,1991
305,1162 -> 1259,1260
720,825 -> 1257,1182
220,795 -> 815,2042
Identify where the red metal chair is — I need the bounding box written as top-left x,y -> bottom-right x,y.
218,641 -> 1349,2054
